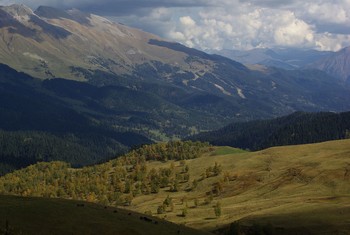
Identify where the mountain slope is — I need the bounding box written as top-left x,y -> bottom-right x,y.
0,62 -> 234,139
0,140 -> 349,234
0,4 -> 201,80
0,63 -> 157,173
1,4 -> 350,121
1,3 -> 350,173
189,111 -> 350,150
0,63 -> 235,174
309,46 -> 350,83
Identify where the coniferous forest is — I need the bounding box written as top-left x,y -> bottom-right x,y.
189,111 -> 350,150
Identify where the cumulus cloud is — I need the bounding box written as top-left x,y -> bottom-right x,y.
1,0 -> 350,51
166,6 -> 312,50
163,1 -> 350,51
271,12 -> 315,46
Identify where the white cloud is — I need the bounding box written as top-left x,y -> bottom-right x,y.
272,12 -> 314,46
303,0 -> 350,25
162,2 -> 350,51
314,33 -> 350,51
167,7 -> 314,50
179,16 -> 196,27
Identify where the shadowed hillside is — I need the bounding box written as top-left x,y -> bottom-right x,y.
0,195 -> 209,235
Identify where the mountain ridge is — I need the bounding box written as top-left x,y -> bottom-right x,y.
210,47 -> 334,70
1,4 -> 350,109
308,46 -> 350,83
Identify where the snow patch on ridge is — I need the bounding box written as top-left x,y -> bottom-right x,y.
23,52 -> 46,62
126,49 -> 137,55
214,84 -> 231,96
236,87 -> 246,99
271,81 -> 277,90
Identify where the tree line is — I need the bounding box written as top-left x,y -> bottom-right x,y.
190,111 -> 350,151
0,141 -> 210,206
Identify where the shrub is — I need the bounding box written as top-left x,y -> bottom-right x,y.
214,201 -> 221,217
181,207 -> 188,217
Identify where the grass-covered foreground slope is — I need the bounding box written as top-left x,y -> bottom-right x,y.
0,140 -> 350,234
0,195 -> 209,235
128,140 -> 350,234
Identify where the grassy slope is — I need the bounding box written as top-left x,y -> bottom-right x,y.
0,195 -> 209,235
126,141 -> 350,234
0,141 -> 349,234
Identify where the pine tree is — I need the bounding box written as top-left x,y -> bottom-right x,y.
181,207 -> 188,217
163,195 -> 172,207
157,205 -> 165,214
213,162 -> 222,176
214,201 -> 222,218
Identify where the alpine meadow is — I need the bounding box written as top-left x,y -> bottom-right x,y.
0,3 -> 349,235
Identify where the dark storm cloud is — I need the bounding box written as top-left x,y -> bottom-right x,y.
0,0 -> 210,15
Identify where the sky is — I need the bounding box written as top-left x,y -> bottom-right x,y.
1,0 -> 350,51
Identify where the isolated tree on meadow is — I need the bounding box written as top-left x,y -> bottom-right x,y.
157,205 -> 165,214
163,195 -> 172,207
214,201 -> 222,218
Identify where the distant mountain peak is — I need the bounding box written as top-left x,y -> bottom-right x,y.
211,47 -> 334,70
0,4 -> 34,23
1,4 -> 34,16
0,4 -> 72,44
309,46 -> 350,82
341,46 -> 350,53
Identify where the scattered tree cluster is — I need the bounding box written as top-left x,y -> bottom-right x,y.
126,141 -> 210,161
204,162 -> 222,178
214,201 -> 222,218
0,141 -> 209,207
